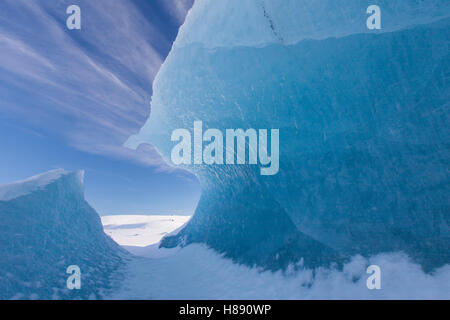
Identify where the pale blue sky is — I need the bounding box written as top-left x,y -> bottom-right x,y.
0,0 -> 200,215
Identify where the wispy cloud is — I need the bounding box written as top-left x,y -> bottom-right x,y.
160,0 -> 194,24
0,0 -> 191,170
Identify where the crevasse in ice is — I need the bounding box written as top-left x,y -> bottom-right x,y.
126,0 -> 450,271
0,170 -> 126,299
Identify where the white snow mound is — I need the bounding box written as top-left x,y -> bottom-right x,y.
0,169 -> 84,201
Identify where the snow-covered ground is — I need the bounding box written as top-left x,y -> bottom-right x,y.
103,216 -> 450,300
110,244 -> 450,300
102,215 -> 191,248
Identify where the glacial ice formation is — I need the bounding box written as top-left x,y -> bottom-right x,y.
126,0 -> 450,271
0,170 -> 126,299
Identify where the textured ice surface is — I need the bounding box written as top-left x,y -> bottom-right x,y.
0,170 -> 126,300
0,169 -> 71,201
175,0 -> 450,48
127,0 -> 450,271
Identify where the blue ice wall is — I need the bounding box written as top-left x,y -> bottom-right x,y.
0,171 -> 126,299
127,1 -> 450,271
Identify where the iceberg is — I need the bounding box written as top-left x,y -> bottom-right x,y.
126,0 -> 450,271
0,170 -> 126,299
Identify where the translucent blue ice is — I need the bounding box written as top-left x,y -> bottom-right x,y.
127,0 -> 450,271
0,170 -> 126,299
